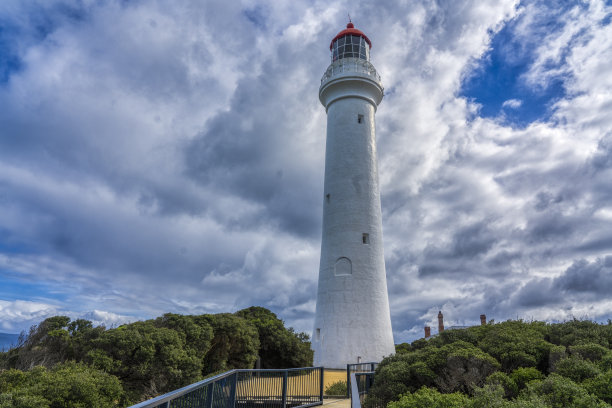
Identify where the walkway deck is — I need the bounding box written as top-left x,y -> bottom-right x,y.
323,398 -> 350,408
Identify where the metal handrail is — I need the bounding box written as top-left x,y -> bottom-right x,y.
346,362 -> 377,398
129,367 -> 324,408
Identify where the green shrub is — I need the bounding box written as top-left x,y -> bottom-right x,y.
0,362 -> 123,408
583,370 -> 612,404
324,380 -> 347,396
521,374 -> 609,408
510,367 -> 544,390
486,371 -> 518,398
387,386 -> 469,408
569,343 -> 609,362
553,356 -> 601,383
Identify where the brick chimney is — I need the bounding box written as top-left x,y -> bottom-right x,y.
480,314 -> 486,326
438,311 -> 444,333
424,326 -> 431,338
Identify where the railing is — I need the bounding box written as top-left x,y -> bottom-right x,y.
129,367 -> 324,408
347,363 -> 379,408
320,58 -> 382,86
346,363 -> 377,398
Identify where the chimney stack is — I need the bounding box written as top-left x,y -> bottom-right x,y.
438,311 -> 444,333
424,326 -> 431,338
480,314 -> 486,326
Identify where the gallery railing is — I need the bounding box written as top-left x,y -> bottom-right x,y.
129,367 -> 324,408
320,58 -> 382,87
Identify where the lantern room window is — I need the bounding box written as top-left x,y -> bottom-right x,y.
332,35 -> 370,62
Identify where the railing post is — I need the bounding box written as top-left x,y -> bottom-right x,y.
319,367 -> 324,402
346,364 -> 350,398
281,370 -> 288,408
206,382 -> 214,408
229,372 -> 237,408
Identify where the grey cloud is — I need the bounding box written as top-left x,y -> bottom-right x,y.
2,0 -> 612,344
554,257 -> 612,295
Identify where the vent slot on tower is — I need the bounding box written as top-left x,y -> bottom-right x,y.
357,114 -> 364,124
362,233 -> 370,244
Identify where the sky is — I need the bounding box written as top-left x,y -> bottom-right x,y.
0,0 -> 611,344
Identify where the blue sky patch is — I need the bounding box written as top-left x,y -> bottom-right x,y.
460,0 -> 580,127
0,273 -> 65,303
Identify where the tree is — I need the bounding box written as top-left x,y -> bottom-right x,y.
202,313 -> 259,373
235,307 -> 312,368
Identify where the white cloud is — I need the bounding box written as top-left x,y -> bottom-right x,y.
0,0 -> 611,343
502,98 -> 522,109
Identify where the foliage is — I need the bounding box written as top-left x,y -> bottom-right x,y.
552,356 -> 601,383
202,313 -> 259,373
395,343 -> 411,354
510,367 -> 544,390
0,361 -> 123,408
370,319 -> 612,408
485,372 -> 518,398
235,307 -> 313,368
569,343 -> 609,362
476,321 -> 551,372
521,374 -> 610,408
387,386 -> 469,408
583,370 -> 612,404
0,307 -> 312,406
324,380 -> 347,396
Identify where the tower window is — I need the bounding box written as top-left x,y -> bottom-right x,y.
334,257 -> 352,276
357,114 -> 364,124
316,328 -> 321,341
326,193 -> 330,203
362,233 -> 370,244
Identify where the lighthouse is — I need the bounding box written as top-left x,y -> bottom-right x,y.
312,22 -> 395,368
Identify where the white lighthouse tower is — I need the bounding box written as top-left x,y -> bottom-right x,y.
312,22 -> 395,368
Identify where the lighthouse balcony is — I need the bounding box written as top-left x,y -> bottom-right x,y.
320,57 -> 382,88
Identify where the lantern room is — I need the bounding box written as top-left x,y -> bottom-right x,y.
330,22 -> 372,62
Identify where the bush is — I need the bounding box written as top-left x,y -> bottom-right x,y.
510,367 -> 544,390
553,356 -> 601,383
324,380 -> 347,396
583,370 -> 612,404
569,343 -> 609,362
485,371 -> 518,398
0,362 -> 123,408
521,374 -> 609,408
387,386 -> 469,408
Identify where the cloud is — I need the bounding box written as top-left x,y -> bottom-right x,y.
0,300 -> 60,333
0,0 -> 611,344
502,98 -> 522,109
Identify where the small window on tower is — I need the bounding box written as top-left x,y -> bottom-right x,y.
357,114 -> 364,124
362,233 -> 370,244
326,193 -> 330,203
316,328 -> 321,341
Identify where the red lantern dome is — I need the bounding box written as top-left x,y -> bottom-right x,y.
330,22 -> 372,50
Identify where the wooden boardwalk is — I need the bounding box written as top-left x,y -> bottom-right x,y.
323,398 -> 350,408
